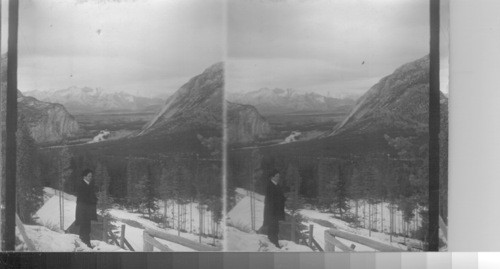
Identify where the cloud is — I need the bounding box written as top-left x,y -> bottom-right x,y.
227,0 -> 430,94
18,0 -> 224,96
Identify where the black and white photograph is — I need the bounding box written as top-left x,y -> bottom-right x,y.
0,0 -> 449,255
225,0 -> 448,252
3,0 -> 224,252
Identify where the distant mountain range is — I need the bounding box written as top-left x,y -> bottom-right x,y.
227,88 -> 356,115
24,87 -> 164,113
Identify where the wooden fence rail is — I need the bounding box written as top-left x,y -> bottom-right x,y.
143,231 -> 173,252
324,228 -> 403,252
143,227 -> 221,252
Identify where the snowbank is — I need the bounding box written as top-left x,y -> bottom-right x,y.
109,206 -> 221,249
35,192 -> 77,231
227,196 -> 264,231
16,225 -> 124,252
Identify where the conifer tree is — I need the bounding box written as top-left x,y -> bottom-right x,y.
143,165 -> 159,220
332,163 -> 350,218
285,164 -> 304,220
16,119 -> 44,223
317,159 -> 335,212
96,162 -> 114,218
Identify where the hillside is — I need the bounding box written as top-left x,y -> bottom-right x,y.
139,62 -> 224,137
331,56 -> 430,136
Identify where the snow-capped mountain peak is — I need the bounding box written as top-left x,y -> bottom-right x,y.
23,87 -> 164,113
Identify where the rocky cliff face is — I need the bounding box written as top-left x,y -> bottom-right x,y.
331,55 -> 430,136
1,55 -> 80,144
17,91 -> 80,144
227,102 -> 272,144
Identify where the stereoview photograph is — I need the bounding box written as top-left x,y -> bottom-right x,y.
5,0 -> 224,252
225,0 -> 448,252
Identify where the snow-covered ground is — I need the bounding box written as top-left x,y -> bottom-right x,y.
109,204 -> 221,249
27,187 -> 220,252
156,200 -> 223,239
227,188 -> 424,252
346,200 -> 423,235
226,226 -> 312,252
88,130 -> 111,143
227,188 -> 315,251
35,189 -> 77,231
16,224 -> 125,252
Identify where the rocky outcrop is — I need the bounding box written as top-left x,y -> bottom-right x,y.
18,91 -> 80,144
1,55 -> 80,144
331,56 -> 430,136
227,102 -> 272,145
139,62 -> 224,136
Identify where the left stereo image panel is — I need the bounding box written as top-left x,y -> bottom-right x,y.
1,0 -> 224,252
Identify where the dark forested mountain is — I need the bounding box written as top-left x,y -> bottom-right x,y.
24,87 -> 164,113
331,56 -> 430,136
227,88 -> 355,115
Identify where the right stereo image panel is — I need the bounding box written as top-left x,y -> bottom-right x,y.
224,0 -> 448,252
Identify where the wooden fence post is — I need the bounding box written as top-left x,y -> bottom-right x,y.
102,219 -> 107,242
143,230 -> 154,251
324,230 -> 335,252
120,224 -> 125,248
308,224 -> 314,247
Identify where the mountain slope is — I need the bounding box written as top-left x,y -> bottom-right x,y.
228,88 -> 355,115
25,87 -> 164,113
139,62 -> 224,136
331,55 -> 430,136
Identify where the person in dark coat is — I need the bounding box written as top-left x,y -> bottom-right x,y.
263,169 -> 286,248
75,169 -> 97,248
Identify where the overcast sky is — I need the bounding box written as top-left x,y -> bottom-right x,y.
226,0 -> 433,96
2,0 -> 448,97
16,0 -> 224,97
